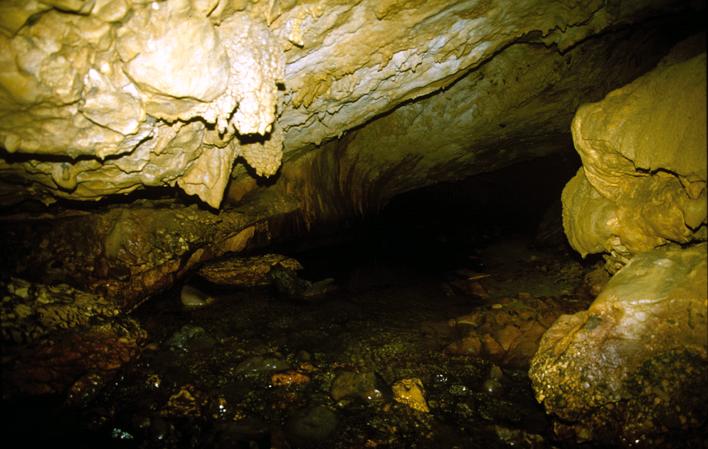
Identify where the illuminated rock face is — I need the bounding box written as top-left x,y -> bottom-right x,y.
0,0 -> 285,208
562,38 -> 707,269
530,244 -> 707,446
0,0 -> 697,207
530,39 -> 707,446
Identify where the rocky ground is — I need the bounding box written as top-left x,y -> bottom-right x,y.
2,235 -> 612,449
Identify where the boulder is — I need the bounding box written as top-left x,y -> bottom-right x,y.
532,39 -> 707,446
529,244 -> 707,446
562,36 -> 706,270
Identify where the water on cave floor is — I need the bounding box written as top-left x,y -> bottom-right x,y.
3,233 -> 598,449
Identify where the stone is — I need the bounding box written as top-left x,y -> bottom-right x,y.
446,295 -> 579,367
235,355 -> 290,376
562,37 -> 707,265
285,405 -> 339,446
1,277 -> 121,343
0,1 -> 285,207
197,254 -> 303,287
166,325 -> 207,352
269,265 -> 310,299
179,283 -> 215,309
392,378 -> 430,413
2,317 -> 147,397
163,384 -> 204,418
330,371 -> 387,403
0,0 -> 697,209
482,365 -> 505,396
271,371 -> 311,387
301,277 -> 338,299
529,243 -> 707,445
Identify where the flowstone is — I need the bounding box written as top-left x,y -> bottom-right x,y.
532,37 -> 708,447
529,244 -> 707,446
562,36 -> 706,268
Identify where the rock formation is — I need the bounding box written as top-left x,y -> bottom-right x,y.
0,1 -> 706,446
2,1 -> 701,309
530,37 -> 707,447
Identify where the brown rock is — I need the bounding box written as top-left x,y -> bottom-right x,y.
530,243 -> 707,445
197,254 -> 303,287
271,371 -> 311,387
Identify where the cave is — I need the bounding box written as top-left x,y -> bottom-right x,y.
0,1 -> 706,448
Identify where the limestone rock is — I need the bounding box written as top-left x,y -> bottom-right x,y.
0,197 -> 299,309
0,0 -> 285,207
2,315 -> 147,397
562,38 -> 707,262
0,0 -> 697,208
197,253 -> 303,287
1,276 -> 121,343
529,243 -> 707,445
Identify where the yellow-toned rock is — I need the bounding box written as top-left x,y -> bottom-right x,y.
562,36 -> 707,263
530,243 -> 707,445
392,378 -> 429,413
0,1 -> 285,208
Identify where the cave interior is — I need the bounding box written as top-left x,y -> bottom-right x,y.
0,1 -> 706,448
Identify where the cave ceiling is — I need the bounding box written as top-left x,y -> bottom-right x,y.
0,0 -> 702,209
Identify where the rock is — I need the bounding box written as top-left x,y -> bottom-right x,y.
392,378 -> 430,413
301,277 -> 338,299
494,425 -> 546,448
581,263 -> 611,297
482,365 -> 505,396
285,405 -> 339,446
271,370 -> 311,387
163,384 -> 204,418
166,325 -> 207,352
0,11 -> 695,311
235,355 -> 290,376
562,37 -> 706,265
446,295 -> 580,367
269,266 -> 338,301
1,0 -> 687,207
330,371 -> 388,403
179,283 -> 215,309
1,317 -> 147,397
269,266 -> 310,299
529,243 -> 707,446
1,277 -> 121,343
197,254 -> 303,287
0,1 -> 285,207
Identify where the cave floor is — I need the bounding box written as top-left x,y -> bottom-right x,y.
4,236 -> 597,449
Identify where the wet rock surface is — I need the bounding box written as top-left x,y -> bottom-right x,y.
197,254 -> 303,287
1,236 -> 599,448
1,277 -> 147,398
530,243 -> 708,447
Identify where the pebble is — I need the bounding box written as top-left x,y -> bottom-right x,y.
286,405 -> 339,445
180,284 -> 215,309
235,355 -> 290,376
330,371 -> 388,403
392,378 -> 430,412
